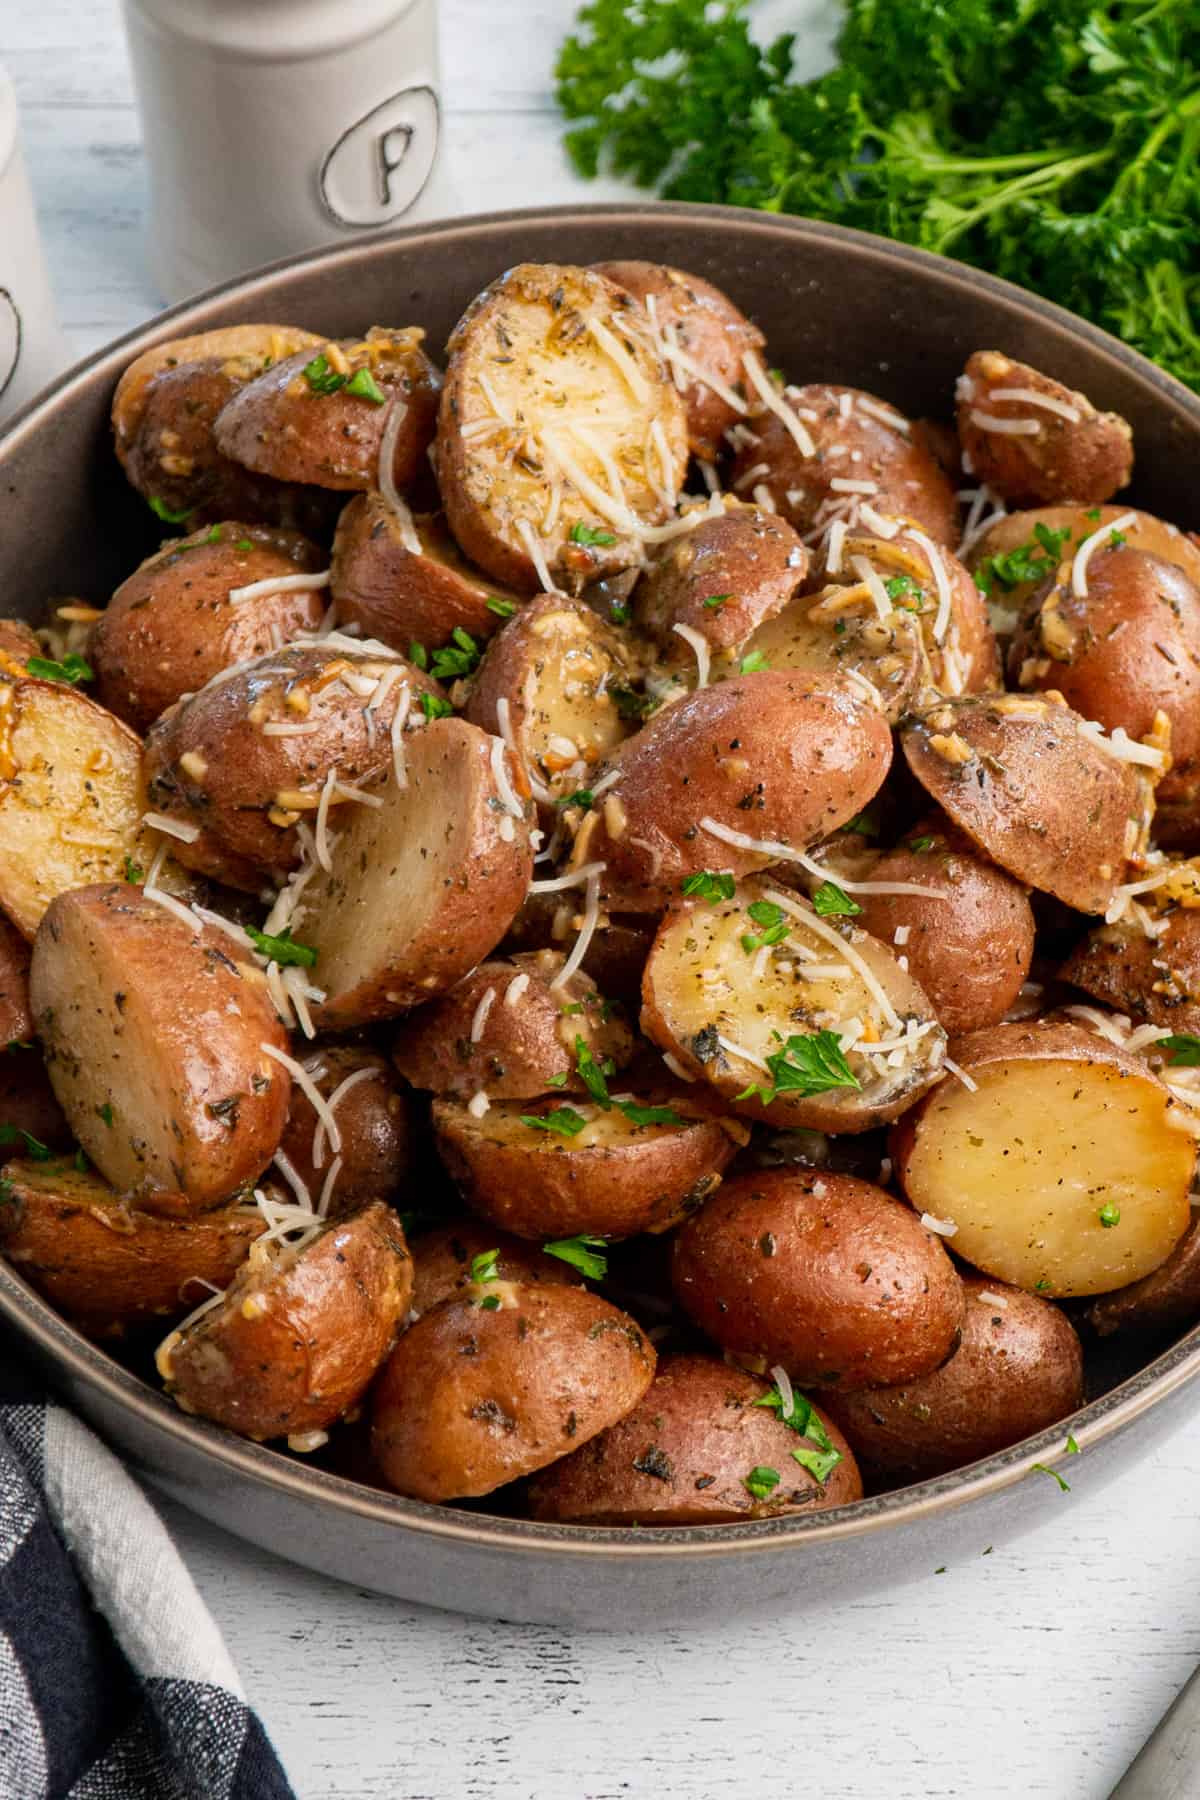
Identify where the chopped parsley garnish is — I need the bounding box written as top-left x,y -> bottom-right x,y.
245,925 -> 319,969
811,880 -> 861,917
1161,1033 -> 1200,1066
74,1148 -> 89,1173
408,640 -> 429,670
906,835 -> 935,854
702,593 -> 733,610
1066,1434 -> 1080,1455
148,495 -> 193,524
520,1106 -> 589,1136
619,1101 -> 684,1126
1031,1462 -> 1070,1494
557,788 -> 595,810
544,1233 -> 609,1278
884,574 -> 923,605
840,809 -> 878,838
609,682 -> 654,719
345,366 -> 387,404
756,1383 -> 843,1483
479,1295 -> 501,1311
301,352 -> 348,395
1098,1202 -> 1121,1228
205,524 -> 223,544
743,1465 -> 781,1500
469,1247 -> 501,1284
95,1103 -> 114,1127
739,650 -> 770,674
123,856 -> 144,885
570,522 -> 617,546
1109,527 -> 1127,548
236,537 -> 254,551
0,1125 -> 51,1161
741,897 -> 791,954
487,597 -> 518,618
430,627 -> 481,681
420,693 -> 454,721
736,1028 -> 860,1107
1086,508 -> 1103,521
610,602 -> 630,624
575,1036 -> 616,1107
681,870 -> 736,901
974,524 -> 1071,596
546,1071 -> 570,1088
1034,1278 -> 1053,1293
27,653 -> 93,686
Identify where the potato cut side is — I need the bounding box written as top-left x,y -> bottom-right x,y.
641,877 -> 946,1133
898,1031 -> 1194,1296
304,717 -> 534,1028
0,676 -> 164,939
737,586 -> 925,723
437,262 -> 689,591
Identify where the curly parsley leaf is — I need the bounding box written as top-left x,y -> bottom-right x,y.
681,870 -> 736,901
736,1028 -> 860,1107
570,522 -> 617,546
27,653 -> 93,686
520,1106 -> 589,1137
245,925 -> 318,969
543,1233 -> 609,1278
811,880 -> 861,917
0,1125 -> 51,1161
1161,1033 -> 1200,1066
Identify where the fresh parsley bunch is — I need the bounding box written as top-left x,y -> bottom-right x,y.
556,0 -> 1200,390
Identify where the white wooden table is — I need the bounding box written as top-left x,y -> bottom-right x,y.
6,4 -> 1200,1795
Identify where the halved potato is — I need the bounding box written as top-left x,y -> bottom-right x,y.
1088,1217 -> 1200,1338
330,499 -> 521,651
303,717 -> 534,1028
91,522 -> 329,732
0,674 -> 165,938
213,328 -> 441,492
967,505 -> 1200,622
0,914 -> 32,1043
901,694 -> 1141,916
0,620 -> 41,662
1061,911 -> 1200,1034
30,883 -> 292,1211
275,1046 -> 414,1217
893,1019 -> 1195,1296
956,351 -> 1133,506
641,875 -> 947,1133
392,950 -> 633,1100
633,502 -> 808,662
591,260 -> 765,460
409,1218 -> 584,1317
500,890 -> 655,1007
0,1159 -> 264,1337
737,582 -> 926,724
825,1277 -> 1084,1481
527,1353 -> 862,1524
431,1092 -> 736,1239
369,1280 -> 656,1500
464,592 -> 637,805
572,671 -> 893,913
435,262 -> 688,591
158,1201 -> 412,1440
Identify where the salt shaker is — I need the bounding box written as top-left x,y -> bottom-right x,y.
120,0 -> 457,302
0,65 -> 71,425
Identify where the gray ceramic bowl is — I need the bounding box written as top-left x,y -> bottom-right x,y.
2,203 -> 1199,1629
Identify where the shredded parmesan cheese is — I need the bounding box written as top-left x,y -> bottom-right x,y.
228,570 -> 329,606
142,811 -> 201,845
742,352 -> 815,458
260,1043 -> 342,1153
969,410 -> 1041,436
550,868 -> 602,991
920,1212 -> 959,1237
988,387 -> 1082,423
470,986 -> 497,1043
672,622 -> 711,687
1072,511 -> 1137,598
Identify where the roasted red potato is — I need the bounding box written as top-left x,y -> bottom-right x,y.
633,502 -> 808,666
275,1046 -> 414,1216
409,1218 -> 583,1318
956,351 -> 1133,506
330,499 -> 521,651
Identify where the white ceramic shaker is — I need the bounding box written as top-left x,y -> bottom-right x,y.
120,0 -> 458,302
0,65 -> 71,425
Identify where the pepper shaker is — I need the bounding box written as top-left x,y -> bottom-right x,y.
0,65 -> 71,424
120,0 -> 457,302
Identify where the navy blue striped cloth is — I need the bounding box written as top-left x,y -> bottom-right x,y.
0,1364 -> 295,1799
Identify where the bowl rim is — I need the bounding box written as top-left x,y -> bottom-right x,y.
6,197 -> 1200,1558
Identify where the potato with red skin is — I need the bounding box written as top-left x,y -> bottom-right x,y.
592,260 -> 765,461
0,914 -> 32,1044
91,523 -> 328,732
968,506 -> 1200,620
671,1169 -> 966,1390
330,498 -> 521,651
633,502 -> 808,662
572,671 -> 893,913
900,693 -> 1140,916
159,1202 -> 412,1441
824,1279 -> 1084,1481
0,1048 -> 72,1152
409,1219 -> 582,1318
855,817 -> 1035,1035
142,642 -> 440,890
527,1354 -> 862,1524
500,893 -> 654,1008
1062,912 -> 1200,1035
110,324 -> 341,530
740,584 -> 926,725
0,620 -> 41,663
30,884 -> 292,1214
730,384 -> 959,548
214,329 -> 441,492
275,1047 -> 414,1217
1088,1217 -> 1200,1338
392,951 -> 633,1100
956,351 -> 1133,506
432,1094 -> 736,1240
0,1159 -> 264,1339
370,1280 -> 656,1501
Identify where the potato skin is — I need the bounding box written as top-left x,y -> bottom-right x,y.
275,1046 -> 414,1217
0,1159 -> 264,1338
91,523 -> 328,732
0,620 -> 42,663
142,643 -> 439,889
634,503 -> 808,659
575,671 -> 893,912
370,1280 -> 656,1500
0,914 -> 32,1043
591,261 -> 765,460
1061,912 -> 1200,1034
730,384 -> 959,547
1088,1217 -> 1200,1338
391,951 -> 633,1100
330,498 -> 519,650
856,817 -> 1035,1035
213,329 -> 441,492
0,1047 -> 72,1150
161,1201 -> 412,1439
824,1278 -> 1084,1481
956,351 -> 1133,506
432,1096 -> 736,1240
900,694 -> 1139,916
501,894 -> 655,1009
410,1218 -> 582,1318
671,1169 -> 966,1390
527,1353 -> 862,1524
31,884 -> 291,1212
